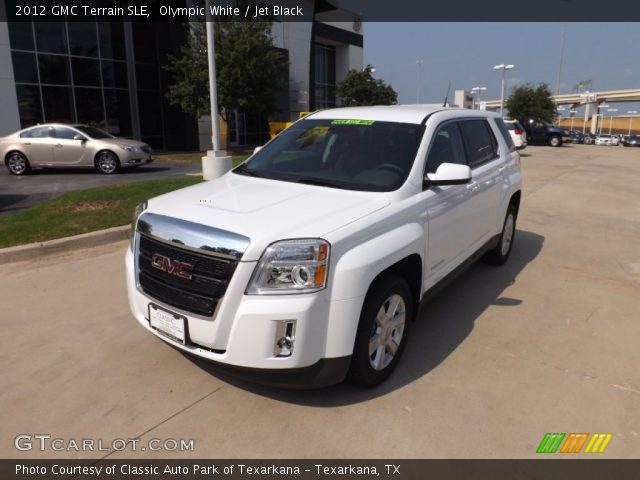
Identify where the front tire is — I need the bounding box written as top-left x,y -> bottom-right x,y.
95,151 -> 120,174
5,151 -> 31,175
484,204 -> 517,266
549,136 -> 562,147
348,275 -> 414,388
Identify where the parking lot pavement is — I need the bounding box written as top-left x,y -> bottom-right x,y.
0,161 -> 201,216
1,144 -> 639,459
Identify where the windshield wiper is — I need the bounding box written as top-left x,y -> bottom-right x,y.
294,177 -> 348,189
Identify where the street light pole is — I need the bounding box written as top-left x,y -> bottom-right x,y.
493,64 -> 514,118
570,109 -> 577,131
607,108 -> 618,135
416,60 -> 424,104
202,1 -> 232,180
597,104 -> 609,135
471,86 -> 486,110
627,111 -> 638,135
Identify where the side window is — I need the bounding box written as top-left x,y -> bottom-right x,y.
459,120 -> 498,168
20,126 -> 51,138
53,127 -> 79,140
494,118 -> 515,152
425,122 -> 466,174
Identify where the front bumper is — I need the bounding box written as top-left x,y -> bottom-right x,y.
120,150 -> 154,167
125,248 -> 358,387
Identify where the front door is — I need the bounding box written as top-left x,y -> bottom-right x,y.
52,126 -> 89,165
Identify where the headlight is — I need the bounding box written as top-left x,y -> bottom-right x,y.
129,201 -> 147,251
246,239 -> 330,294
118,144 -> 135,152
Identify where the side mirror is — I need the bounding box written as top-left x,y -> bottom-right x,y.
424,163 -> 472,188
74,134 -> 86,141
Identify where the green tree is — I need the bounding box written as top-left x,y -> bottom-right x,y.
165,20 -> 288,122
505,83 -> 557,122
336,65 -> 397,107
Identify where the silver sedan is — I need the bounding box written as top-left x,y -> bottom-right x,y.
0,124 -> 154,175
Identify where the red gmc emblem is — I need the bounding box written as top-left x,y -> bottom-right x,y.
151,253 -> 194,280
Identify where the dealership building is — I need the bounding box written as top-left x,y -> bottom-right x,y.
0,0 -> 363,150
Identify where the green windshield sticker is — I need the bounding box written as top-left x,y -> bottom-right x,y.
331,119 -> 375,126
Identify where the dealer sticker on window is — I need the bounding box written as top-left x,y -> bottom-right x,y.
331,119 -> 375,126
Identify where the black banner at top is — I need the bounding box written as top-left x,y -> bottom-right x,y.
3,0 -> 640,22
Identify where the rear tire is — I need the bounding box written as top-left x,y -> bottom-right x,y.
95,150 -> 120,174
5,151 -> 31,175
484,204 -> 517,266
348,274 -> 414,388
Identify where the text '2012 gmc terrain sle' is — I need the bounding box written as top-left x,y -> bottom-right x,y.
125,106 -> 522,388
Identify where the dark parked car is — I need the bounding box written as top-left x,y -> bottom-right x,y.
583,133 -> 596,144
569,131 -> 584,144
621,135 -> 640,147
521,119 -> 569,147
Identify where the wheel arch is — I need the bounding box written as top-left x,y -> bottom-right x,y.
4,149 -> 27,163
324,224 -> 424,359
94,148 -> 120,165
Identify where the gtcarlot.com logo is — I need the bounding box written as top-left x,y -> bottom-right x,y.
536,433 -> 612,454
14,434 -> 195,452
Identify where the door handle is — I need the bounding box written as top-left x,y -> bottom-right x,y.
23,142 -> 31,145
55,144 -> 63,147
498,165 -> 506,173
466,181 -> 479,191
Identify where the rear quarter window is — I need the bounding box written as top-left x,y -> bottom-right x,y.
20,126 -> 51,138
459,119 -> 499,167
495,118 -> 516,152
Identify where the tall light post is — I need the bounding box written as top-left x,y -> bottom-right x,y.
493,64 -> 514,117
416,60 -> 424,104
557,106 -> 566,126
597,104 -> 609,135
607,108 -> 618,135
627,110 -> 638,135
569,109 -> 577,131
202,0 -> 232,180
471,86 -> 487,110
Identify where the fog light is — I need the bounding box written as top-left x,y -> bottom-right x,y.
274,320 -> 296,357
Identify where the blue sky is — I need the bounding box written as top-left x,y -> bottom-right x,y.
362,23 -> 640,113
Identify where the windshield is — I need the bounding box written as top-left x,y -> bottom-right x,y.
74,125 -> 114,139
235,119 -> 425,192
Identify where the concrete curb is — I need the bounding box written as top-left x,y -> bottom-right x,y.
0,225 -> 130,265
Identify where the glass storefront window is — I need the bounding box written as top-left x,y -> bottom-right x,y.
102,60 -> 128,88
98,23 -> 125,60
8,22 -> 34,51
68,22 -> 99,57
11,52 -> 39,84
72,57 -> 101,86
34,22 -> 68,54
104,89 -> 132,137
75,88 -> 105,126
38,54 -> 71,85
42,86 -> 74,123
15,85 -> 43,127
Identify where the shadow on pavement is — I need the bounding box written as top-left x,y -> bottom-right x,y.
0,194 -> 30,212
187,229 -> 544,405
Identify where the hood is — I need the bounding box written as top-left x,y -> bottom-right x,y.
145,172 -> 391,261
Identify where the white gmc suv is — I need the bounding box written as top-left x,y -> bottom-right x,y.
125,106 -> 522,388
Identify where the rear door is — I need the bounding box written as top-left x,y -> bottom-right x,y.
19,126 -> 54,165
458,118 -> 505,246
